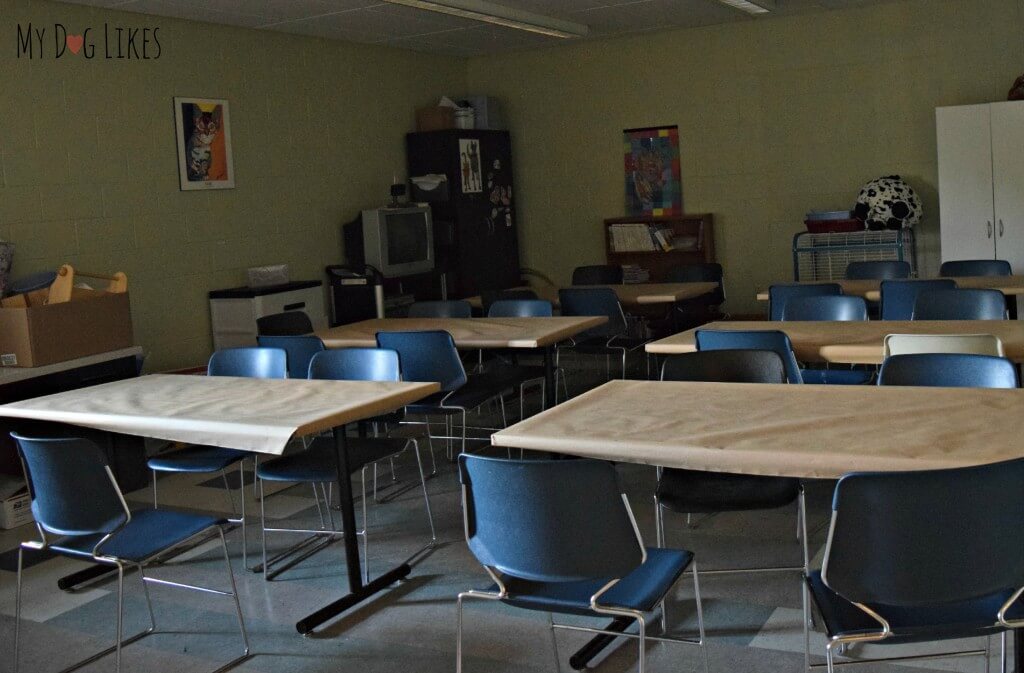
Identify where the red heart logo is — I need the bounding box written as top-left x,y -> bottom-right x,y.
66,34 -> 84,54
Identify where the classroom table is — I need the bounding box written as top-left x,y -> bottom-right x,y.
492,379 -> 1024,670
0,374 -> 439,635
464,282 -> 720,310
315,316 -> 606,407
755,276 -> 1024,302
645,319 -> 1024,364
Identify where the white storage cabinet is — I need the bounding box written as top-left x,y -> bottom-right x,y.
209,280 -> 326,351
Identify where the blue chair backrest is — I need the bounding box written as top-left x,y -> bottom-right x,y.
845,260 -> 911,280
878,353 -> 1018,388
940,259 -> 1012,277
257,335 -> 325,379
879,279 -> 956,320
696,329 -> 802,383
558,288 -> 627,338
12,433 -> 128,538
208,347 -> 288,379
458,455 -> 643,583
480,289 -> 539,314
308,348 -> 401,382
912,288 -> 1007,320
256,310 -> 314,336
822,458 -> 1024,606
781,295 -> 868,321
376,330 -> 466,392
768,283 -> 842,321
407,300 -> 472,318
572,265 -> 623,285
487,299 -> 553,318
661,349 -> 785,384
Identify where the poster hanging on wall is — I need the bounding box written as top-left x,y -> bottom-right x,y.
174,97 -> 235,191
459,138 -> 483,193
623,125 -> 681,216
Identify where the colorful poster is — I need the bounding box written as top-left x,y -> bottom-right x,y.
623,125 -> 681,216
174,97 -> 235,190
459,138 -> 482,193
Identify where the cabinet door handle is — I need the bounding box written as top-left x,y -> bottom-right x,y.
999,219 -> 1005,237
988,221 -> 993,238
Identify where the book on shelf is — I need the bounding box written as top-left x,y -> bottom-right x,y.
609,222 -> 675,252
622,264 -> 650,283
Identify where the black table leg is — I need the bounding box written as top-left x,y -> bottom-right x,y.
568,617 -> 633,670
295,425 -> 411,635
543,345 -> 556,409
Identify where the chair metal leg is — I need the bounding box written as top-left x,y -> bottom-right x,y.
361,466 -> 369,585
151,469 -> 158,508
461,408 -> 467,456
412,440 -> 436,542
803,579 -> 812,673
14,546 -> 23,673
1000,631 -> 1007,673
260,479 -> 269,581
637,613 -> 646,673
312,483 -> 327,528
693,561 -> 710,673
138,567 -> 157,632
238,461 -> 247,569
548,612 -> 563,673
114,563 -> 125,673
456,594 -> 466,673
217,527 -> 251,662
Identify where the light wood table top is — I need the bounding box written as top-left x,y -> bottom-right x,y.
464,282 -> 719,309
491,379 -> 1024,479
755,276 -> 1024,302
0,374 -> 439,455
645,319 -> 1024,364
316,316 -> 607,350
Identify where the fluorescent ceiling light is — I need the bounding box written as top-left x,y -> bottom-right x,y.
715,0 -> 774,14
382,0 -> 590,38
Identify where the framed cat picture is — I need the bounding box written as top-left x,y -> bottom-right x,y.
173,97 -> 235,191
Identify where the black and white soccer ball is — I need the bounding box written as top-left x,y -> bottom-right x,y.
854,176 -> 922,230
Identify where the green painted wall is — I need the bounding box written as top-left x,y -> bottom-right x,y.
0,0 -> 465,370
466,0 -> 1024,314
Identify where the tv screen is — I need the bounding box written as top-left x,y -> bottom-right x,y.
386,212 -> 430,265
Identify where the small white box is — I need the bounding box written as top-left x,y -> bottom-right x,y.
0,487 -> 32,529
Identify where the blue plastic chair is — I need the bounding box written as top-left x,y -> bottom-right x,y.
256,310 -> 313,336
804,458 -> 1024,671
912,288 -> 1007,320
376,330 -> 510,457
255,348 -> 436,581
768,283 -> 842,321
487,299 -> 562,414
879,279 -> 956,320
257,335 -> 325,379
480,289 -> 539,315
657,350 -> 807,574
558,288 -> 647,379
696,329 -> 803,384
571,264 -> 623,285
781,296 -> 868,321
844,260 -> 911,280
407,300 -> 472,318
11,433 -> 250,673
456,455 -> 708,673
665,263 -> 726,306
940,259 -> 1012,277
147,347 -> 288,567
878,353 -> 1019,388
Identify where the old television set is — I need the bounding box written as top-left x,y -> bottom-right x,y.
343,206 -> 435,278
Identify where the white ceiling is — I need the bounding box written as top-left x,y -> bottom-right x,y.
60,0 -> 900,56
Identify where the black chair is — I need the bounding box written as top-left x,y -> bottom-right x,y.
804,458 -> 1024,672
844,260 -> 911,280
256,310 -> 314,336
457,455 -> 708,673
940,259 -> 1012,277
11,433 -> 250,673
665,263 -> 725,306
656,350 -> 807,575
571,264 -> 623,285
407,300 -> 473,318
558,288 -> 648,380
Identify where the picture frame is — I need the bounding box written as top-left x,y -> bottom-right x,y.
623,125 -> 682,216
173,96 -> 235,191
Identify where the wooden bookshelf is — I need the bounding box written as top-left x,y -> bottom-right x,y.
604,214 -> 715,281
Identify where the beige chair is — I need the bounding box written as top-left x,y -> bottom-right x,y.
883,333 -> 1004,357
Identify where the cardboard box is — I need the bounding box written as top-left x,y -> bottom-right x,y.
416,106 -> 455,132
1,487 -> 32,529
0,289 -> 134,368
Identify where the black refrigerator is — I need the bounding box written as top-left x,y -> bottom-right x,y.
406,130 -> 521,299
